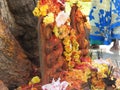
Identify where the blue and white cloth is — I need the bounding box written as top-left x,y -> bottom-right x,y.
89,0 -> 120,45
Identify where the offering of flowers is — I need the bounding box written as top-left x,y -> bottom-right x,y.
15,0 -> 120,90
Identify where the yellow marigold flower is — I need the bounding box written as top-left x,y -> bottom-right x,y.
73,52 -> 81,62
64,51 -> 72,57
69,0 -> 79,6
57,25 -> 70,39
77,1 -> 82,8
65,45 -> 72,53
63,40 -> 71,46
81,74 -> 88,82
53,26 -> 59,37
43,13 -> 54,25
33,7 -> 41,17
53,25 -> 70,39
74,59 -> 80,63
33,4 -> 48,17
68,61 -> 75,68
31,76 -> 41,84
93,63 -> 108,78
85,68 -> 91,75
40,5 -> 48,16
73,53 -> 80,59
97,72 -> 107,79
66,56 -> 71,61
63,36 -> 71,45
72,41 -> 79,51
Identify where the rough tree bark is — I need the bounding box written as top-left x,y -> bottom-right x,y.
0,0 -> 36,89
0,0 -> 39,65
0,17 -> 32,89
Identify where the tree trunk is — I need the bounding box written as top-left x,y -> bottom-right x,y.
6,0 -> 39,65
0,0 -> 41,89
0,16 -> 32,89
0,0 -> 39,66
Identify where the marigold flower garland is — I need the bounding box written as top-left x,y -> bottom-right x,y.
63,30 -> 81,69
31,0 -> 120,90
33,0 -> 83,69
